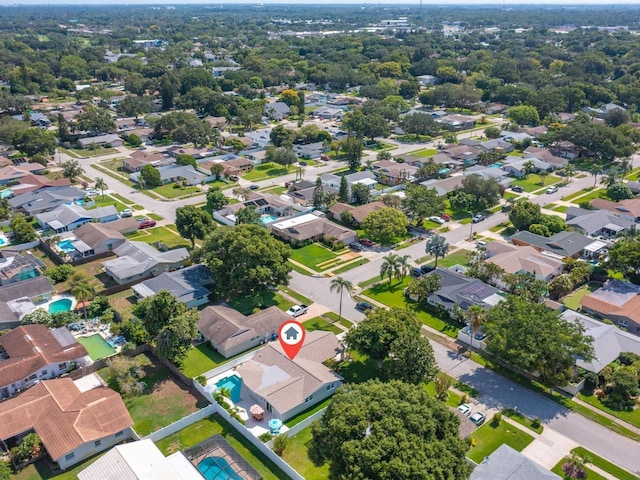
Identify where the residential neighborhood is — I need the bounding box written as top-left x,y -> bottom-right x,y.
0,4 -> 639,480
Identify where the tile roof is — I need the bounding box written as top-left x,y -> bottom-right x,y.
0,325 -> 89,386
0,378 -> 132,461
580,280 -> 640,326
74,222 -> 126,249
486,243 -> 563,278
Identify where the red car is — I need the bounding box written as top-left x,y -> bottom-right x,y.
360,239 -> 373,247
441,214 -> 451,222
138,219 -> 157,229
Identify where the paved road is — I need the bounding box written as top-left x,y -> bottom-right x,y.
432,341 -> 640,475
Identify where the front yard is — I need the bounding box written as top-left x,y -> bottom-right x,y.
227,289 -> 294,315
152,183 -> 201,199
577,390 -> 640,429
155,414 -> 288,480
511,174 -> 562,193
290,243 -> 338,271
242,163 -> 289,181
98,353 -> 205,436
466,420 -> 534,464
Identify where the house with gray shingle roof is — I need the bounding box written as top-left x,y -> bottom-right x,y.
510,230 -> 595,258
9,186 -> 85,215
132,264 -> 213,308
423,268 -> 503,315
565,207 -> 634,237
36,204 -> 119,233
471,445 -> 560,480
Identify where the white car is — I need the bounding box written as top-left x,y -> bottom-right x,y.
546,186 -> 558,194
428,216 -> 445,225
120,209 -> 133,218
470,412 -> 486,426
458,404 -> 472,416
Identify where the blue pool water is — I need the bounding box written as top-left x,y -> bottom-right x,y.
198,457 -> 243,480
0,189 -> 12,199
489,163 -> 503,168
49,298 -> 72,314
260,214 -> 277,224
0,237 -> 6,246
57,239 -> 76,253
215,375 -> 242,403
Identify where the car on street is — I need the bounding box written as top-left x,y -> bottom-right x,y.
546,185 -> 558,194
428,216 -> 445,225
298,161 -> 308,166
249,184 -> 260,190
355,301 -> 373,312
138,219 -> 157,229
472,214 -> 486,223
511,185 -> 524,193
120,209 -> 133,218
458,404 -> 472,416
470,412 -> 486,426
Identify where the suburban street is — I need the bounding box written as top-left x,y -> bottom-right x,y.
58,133 -> 640,475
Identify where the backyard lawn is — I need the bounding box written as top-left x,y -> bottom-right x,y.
155,414 -> 288,480
363,278 -> 460,338
282,427 -> 329,480
98,353 -> 205,436
562,282 -> 601,310
466,420 -> 534,463
126,226 -> 191,249
181,342 -> 230,378
9,453 -> 105,480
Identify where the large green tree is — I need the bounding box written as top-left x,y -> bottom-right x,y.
606,238 -> 640,284
361,207 -> 409,246
10,213 -> 37,243
76,106 -> 116,135
509,200 -> 543,231
140,164 -> 162,187
310,380 -> 471,480
175,205 -> 213,248
459,175 -> 502,211
196,224 -> 291,297
484,296 -> 594,389
402,185 -> 445,225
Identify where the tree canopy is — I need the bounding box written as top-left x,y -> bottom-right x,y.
361,207 -> 409,246
310,380 -> 472,480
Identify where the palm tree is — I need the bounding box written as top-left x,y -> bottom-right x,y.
523,159 -> 535,177
600,167 -> 620,187
562,164 -> 576,182
425,234 -> 450,268
590,164 -> 603,188
396,254 -> 412,282
94,177 -> 108,198
380,253 -> 401,284
548,274 -> 574,300
70,279 -> 96,321
329,276 -> 353,323
465,305 -> 487,350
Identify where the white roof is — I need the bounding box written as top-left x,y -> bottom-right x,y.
78,439 -> 186,480
271,212 -> 319,230
584,240 -> 607,253
352,178 -> 378,186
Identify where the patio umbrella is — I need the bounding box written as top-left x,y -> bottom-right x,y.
250,404 -> 264,420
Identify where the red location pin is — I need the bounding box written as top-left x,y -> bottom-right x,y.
278,320 -> 306,360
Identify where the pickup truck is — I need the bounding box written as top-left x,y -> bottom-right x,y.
286,304 -> 309,317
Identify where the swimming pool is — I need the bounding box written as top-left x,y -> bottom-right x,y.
0,236 -> 6,246
76,334 -> 117,360
49,298 -> 72,314
198,457 -> 243,480
215,375 -> 242,403
57,239 -> 76,254
260,214 -> 277,224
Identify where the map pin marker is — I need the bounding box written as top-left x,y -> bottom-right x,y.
278,320 -> 306,360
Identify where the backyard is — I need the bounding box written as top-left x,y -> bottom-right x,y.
562,282 -> 601,310
180,342 -> 230,378
98,353 -> 206,436
466,420 -> 534,463
9,453 -> 105,480
155,414 -> 288,480
282,427 -> 329,480
126,226 -> 192,250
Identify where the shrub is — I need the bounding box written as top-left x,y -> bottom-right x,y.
583,372 -> 599,392
531,418 -> 541,429
460,394 -> 468,405
196,375 -> 207,386
491,413 -> 501,426
44,264 -> 75,283
272,433 -> 289,456
258,432 -> 273,443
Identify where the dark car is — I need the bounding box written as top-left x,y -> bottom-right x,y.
138,219 -> 157,229
249,184 -> 260,190
511,185 -> 524,193
411,267 -> 424,278
420,265 -> 435,274
355,301 -> 373,312
349,242 -> 363,252
299,161 -> 308,166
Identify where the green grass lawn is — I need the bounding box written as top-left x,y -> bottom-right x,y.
98,353 -> 204,436
551,457 -> 608,480
87,194 -> 128,212
406,148 -> 438,158
290,243 -> 338,271
284,396 -> 333,428
562,282 -> 601,310
126,226 -> 191,249
571,446 -> 640,480
155,414 -> 288,480
227,290 -> 294,315
363,278 -> 460,338
282,426 -> 329,480
147,213 -> 164,221
261,186 -> 287,195
563,187 -> 596,202
512,174 -> 561,193
502,408 -> 544,434
553,205 -> 569,213
332,258 -> 370,275
338,351 -> 388,384
577,390 -> 640,429
152,183 -> 201,199
243,163 -> 289,181
434,249 -> 472,268
303,317 -> 343,335
63,147 -> 119,158
467,420 -> 534,463
571,188 -> 609,204
110,192 -> 134,205
10,452 -> 105,480
181,342 -> 230,378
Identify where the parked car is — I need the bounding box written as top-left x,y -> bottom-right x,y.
320,154 -> 330,161
472,214 -> 486,223
470,412 -> 486,426
476,240 -> 487,248
428,216 -> 445,225
249,184 -> 260,190
360,239 -> 373,247
420,265 -> 435,274
441,214 -> 451,222
511,185 -> 524,193
138,219 -> 157,229
355,301 -> 373,312
546,185 -> 558,194
286,304 -> 309,318
349,242 -> 363,252
120,209 -> 133,218
458,404 -> 472,416
228,175 -> 239,182
298,161 -> 308,166
411,267 -> 424,278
